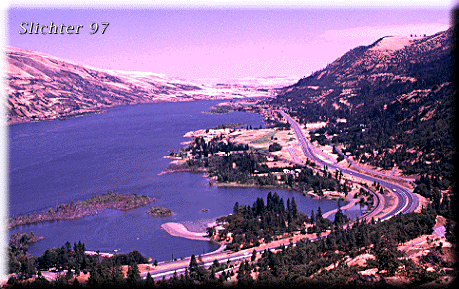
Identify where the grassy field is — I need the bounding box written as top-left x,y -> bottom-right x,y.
250,130 -> 278,144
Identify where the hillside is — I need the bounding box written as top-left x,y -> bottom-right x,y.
6,46 -> 286,124
269,28 -> 454,186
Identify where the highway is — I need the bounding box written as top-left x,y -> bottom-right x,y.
141,236 -> 329,281
135,111 -> 419,282
278,110 -> 418,221
34,111 -> 422,284
333,146 -> 415,183
141,249 -> 257,281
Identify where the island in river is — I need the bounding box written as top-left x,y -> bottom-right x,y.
147,206 -> 173,217
8,191 -> 157,229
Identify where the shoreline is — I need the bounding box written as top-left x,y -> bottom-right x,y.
161,222 -> 212,242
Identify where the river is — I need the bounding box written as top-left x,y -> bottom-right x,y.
9,100 -> 341,261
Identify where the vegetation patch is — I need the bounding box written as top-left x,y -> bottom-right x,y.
203,105 -> 233,114
147,206 -> 173,217
250,130 -> 277,144
8,191 -> 155,229
210,123 -> 243,130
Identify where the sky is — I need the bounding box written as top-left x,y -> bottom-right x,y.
5,4 -> 453,80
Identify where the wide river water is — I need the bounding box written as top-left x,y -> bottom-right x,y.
9,100 -> 346,261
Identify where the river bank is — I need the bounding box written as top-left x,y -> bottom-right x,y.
160,190 -> 358,243
9,100 -> 336,261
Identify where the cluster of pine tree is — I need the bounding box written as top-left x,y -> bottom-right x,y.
8,232 -> 41,279
5,240 -> 151,289
215,192 -> 340,251
183,128 -> 353,197
6,204 -> 452,288
189,136 -> 249,159
185,137 -> 278,186
189,142 -> 343,194
275,80 -> 453,190
249,206 -> 446,288
413,175 -> 455,244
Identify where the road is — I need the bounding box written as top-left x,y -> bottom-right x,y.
287,145 -> 303,163
141,249 -> 255,281
333,146 -> 415,183
141,111 -> 420,282
40,111 -> 418,284
278,110 -> 418,221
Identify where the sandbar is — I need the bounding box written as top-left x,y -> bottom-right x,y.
161,222 -> 210,241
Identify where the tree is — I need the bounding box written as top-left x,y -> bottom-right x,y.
291,197 -> 298,217
190,254 -> 198,268
359,197 -> 365,214
206,226 -> 216,237
19,256 -> 36,278
145,272 -> 155,287
237,260 -> 253,286
109,260 -> 125,287
233,202 -> 239,214
65,269 -> 74,282
251,250 -> 257,262
189,254 -> 199,280
375,245 -> 403,276
88,263 -> 104,287
268,142 -> 282,152
219,271 -> 228,282
317,207 -> 323,220
127,261 -> 141,287
72,276 -> 80,287
65,241 -> 72,253
30,277 -> 50,288
333,208 -> 348,226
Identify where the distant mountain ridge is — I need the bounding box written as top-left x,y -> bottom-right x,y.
275,28 -> 452,113
6,46 -> 288,124
270,27 -> 454,183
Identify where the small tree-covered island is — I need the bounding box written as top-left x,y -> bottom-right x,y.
147,206 -> 173,217
8,191 -> 160,229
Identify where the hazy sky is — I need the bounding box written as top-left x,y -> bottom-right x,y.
7,6 -> 453,80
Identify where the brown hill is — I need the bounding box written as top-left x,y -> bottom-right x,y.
270,28 -> 454,184
6,46 -> 274,124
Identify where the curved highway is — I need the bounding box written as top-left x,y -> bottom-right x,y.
138,111 -> 419,281
333,146 -> 415,183
278,110 -> 418,221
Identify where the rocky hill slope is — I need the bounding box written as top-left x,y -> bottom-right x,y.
270,27 -> 454,184
6,46 -> 280,124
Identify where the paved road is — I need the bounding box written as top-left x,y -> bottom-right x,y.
141,250 -> 255,281
334,146 -> 414,182
140,110 -> 421,281
71,111 -> 420,283
278,110 -> 418,221
287,145 -> 303,163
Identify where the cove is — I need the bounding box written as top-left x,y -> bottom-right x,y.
9,100 -> 341,261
